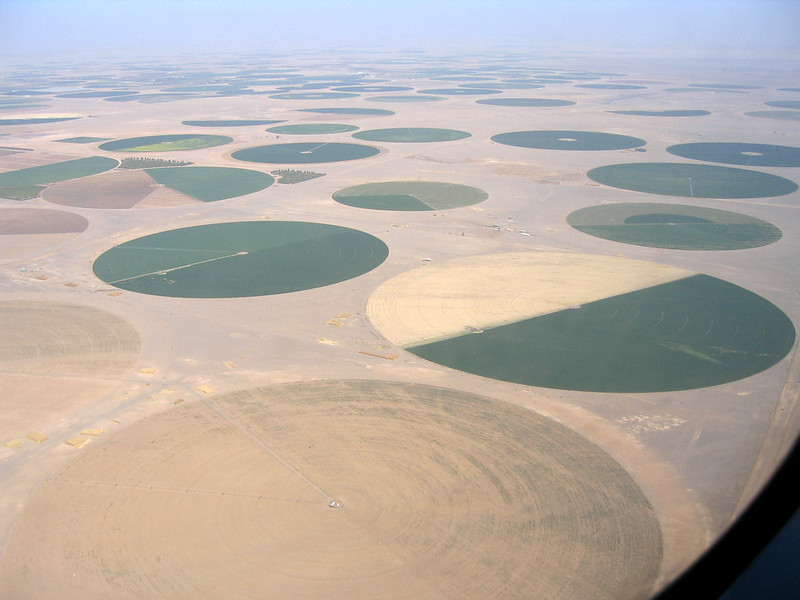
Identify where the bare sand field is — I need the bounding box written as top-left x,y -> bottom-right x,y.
1,49 -> 799,599
1,380 -> 665,600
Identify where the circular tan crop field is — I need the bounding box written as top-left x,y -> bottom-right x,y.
1,380 -> 663,600
0,301 -> 140,435
367,252 -> 692,346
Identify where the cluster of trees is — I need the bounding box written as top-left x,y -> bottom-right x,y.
119,157 -> 193,169
271,169 -> 325,184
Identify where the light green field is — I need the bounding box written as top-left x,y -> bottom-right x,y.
99,135 -> 232,152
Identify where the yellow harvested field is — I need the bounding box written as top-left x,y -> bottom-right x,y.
367,252 -> 692,346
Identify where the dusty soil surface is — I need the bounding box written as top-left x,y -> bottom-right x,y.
1,380 -> 663,600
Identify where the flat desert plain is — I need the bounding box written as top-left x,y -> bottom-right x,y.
1,50 -> 799,599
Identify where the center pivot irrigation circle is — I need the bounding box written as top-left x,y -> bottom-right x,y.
367,252 -> 795,393
93,221 -> 388,298
567,203 -> 782,250
98,134 -> 232,152
587,163 -> 798,198
231,142 -> 379,164
491,130 -> 646,151
265,123 -> 358,135
332,181 -> 489,211
666,142 -> 800,167
352,127 -> 471,143
0,380 -> 663,599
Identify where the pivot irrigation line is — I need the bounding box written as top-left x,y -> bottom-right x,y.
108,251 -> 248,285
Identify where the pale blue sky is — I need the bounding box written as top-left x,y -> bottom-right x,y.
1,0 -> 798,59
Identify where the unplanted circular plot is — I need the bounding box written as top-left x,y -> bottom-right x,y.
492,130 -> 645,151
98,134 -> 232,152
333,181 -> 488,211
352,127 -> 470,143
0,380 -> 663,600
0,301 -> 140,434
587,163 -> 798,198
266,123 -> 358,134
477,98 -> 575,107
0,208 -> 88,256
667,142 -> 800,167
567,203 -> 782,250
93,221 -> 388,298
0,207 -> 87,234
367,252 -> 795,393
232,142 -> 379,164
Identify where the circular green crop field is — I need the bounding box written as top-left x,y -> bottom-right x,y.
266,123 -> 358,135
0,116 -> 81,126
417,88 -> 502,95
609,110 -> 710,117
93,221 -> 388,298
765,101 -> 800,109
365,95 -> 445,103
330,85 -> 413,92
268,92 -> 359,100
333,181 -> 488,211
745,111 -> 800,122
352,128 -> 470,143
477,98 -> 575,107
182,119 -> 284,127
576,84 -> 646,89
666,142 -> 800,167
231,142 -> 379,164
492,130 -> 645,151
99,134 -> 232,152
295,107 -> 394,115
587,163 -> 798,198
567,203 -> 782,250
372,253 -> 796,393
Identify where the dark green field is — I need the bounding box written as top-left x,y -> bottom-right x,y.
352,128 -> 470,143
567,203 -> 782,250
609,110 -> 710,117
408,275 -> 795,393
0,156 -> 118,189
587,163 -> 798,198
0,116 -> 81,126
269,92 -> 359,100
266,123 -> 358,135
333,181 -> 488,211
93,221 -> 389,298
182,119 -> 284,127
145,167 -> 274,201
366,95 -> 445,103
666,142 -> 800,167
417,88 -> 502,95
477,98 -> 575,107
295,107 -> 394,115
232,142 -> 379,164
492,130 -> 646,151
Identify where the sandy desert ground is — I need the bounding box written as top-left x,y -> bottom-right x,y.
1,49 -> 799,599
